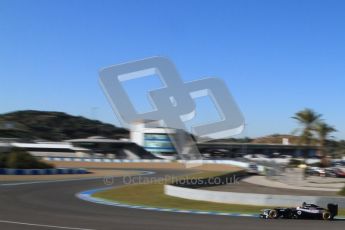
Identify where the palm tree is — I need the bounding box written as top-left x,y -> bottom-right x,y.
314,122 -> 337,158
292,108 -> 322,146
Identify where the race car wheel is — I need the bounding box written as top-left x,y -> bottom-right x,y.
322,212 -> 331,220
291,214 -> 299,219
268,210 -> 278,219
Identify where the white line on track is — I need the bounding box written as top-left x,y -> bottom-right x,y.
0,220 -> 96,230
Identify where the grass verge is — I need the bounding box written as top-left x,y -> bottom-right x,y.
93,170 -> 345,216
93,171 -> 270,214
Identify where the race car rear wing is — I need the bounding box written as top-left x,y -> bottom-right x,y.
328,203 -> 338,219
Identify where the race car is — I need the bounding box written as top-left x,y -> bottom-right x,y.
260,203 -> 338,220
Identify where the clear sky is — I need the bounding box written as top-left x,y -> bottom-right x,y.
1,0 -> 345,139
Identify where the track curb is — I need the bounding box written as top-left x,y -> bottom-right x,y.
76,187 -> 259,218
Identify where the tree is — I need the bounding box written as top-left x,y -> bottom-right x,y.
3,148 -> 53,169
292,108 -> 322,146
314,122 -> 337,158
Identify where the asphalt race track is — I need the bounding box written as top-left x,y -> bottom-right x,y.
0,169 -> 344,230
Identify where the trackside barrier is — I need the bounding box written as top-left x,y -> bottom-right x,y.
43,157 -> 172,163
164,185 -> 345,208
0,168 -> 88,175
42,157 -> 265,172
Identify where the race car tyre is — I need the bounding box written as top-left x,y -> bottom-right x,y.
268,210 -> 278,219
291,214 -> 299,219
322,212 -> 331,220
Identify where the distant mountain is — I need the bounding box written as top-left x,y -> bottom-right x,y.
204,137 -> 253,143
0,110 -> 128,141
203,134 -> 300,145
251,134 -> 301,144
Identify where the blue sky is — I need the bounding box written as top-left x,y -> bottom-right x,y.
1,0 -> 345,139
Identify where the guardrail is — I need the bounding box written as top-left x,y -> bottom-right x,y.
42,157 -> 172,163
0,168 -> 88,175
164,184 -> 345,208
42,157 -> 265,172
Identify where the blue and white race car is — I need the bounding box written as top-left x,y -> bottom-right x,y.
260,203 -> 338,220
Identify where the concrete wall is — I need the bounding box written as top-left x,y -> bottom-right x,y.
43,157 -> 173,163
42,158 -> 266,173
165,185 -> 345,208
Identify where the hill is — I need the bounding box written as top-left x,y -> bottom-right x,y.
251,134 -> 301,144
0,110 -> 128,141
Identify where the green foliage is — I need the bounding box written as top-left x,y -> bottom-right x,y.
314,122 -> 337,141
292,108 -> 322,145
0,148 -> 53,169
292,108 -> 338,159
0,110 -> 128,141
